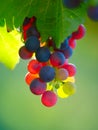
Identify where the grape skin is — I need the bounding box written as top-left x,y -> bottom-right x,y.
55,68 -> 69,80
72,24 -> 86,40
39,66 -> 55,82
41,91 -> 57,107
61,63 -> 77,77
35,46 -> 51,62
25,36 -> 40,52
30,78 -> 47,95
50,51 -> 66,67
28,59 -> 42,74
19,46 -> 33,60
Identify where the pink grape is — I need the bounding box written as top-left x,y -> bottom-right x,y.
55,68 -> 69,80
72,24 -> 86,40
68,38 -> 77,49
30,78 -> 47,95
41,91 -> 57,107
19,46 -> 33,59
62,63 -> 77,77
50,51 -> 66,67
28,59 -> 42,74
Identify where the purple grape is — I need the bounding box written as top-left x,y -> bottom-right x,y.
50,51 -> 66,67
25,36 -> 40,52
30,78 -> 47,95
35,46 -> 51,62
39,66 -> 55,82
62,46 -> 73,59
87,6 -> 98,21
19,46 -> 33,60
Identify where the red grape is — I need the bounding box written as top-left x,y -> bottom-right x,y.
72,24 -> 86,40
28,59 -> 42,74
41,91 -> 57,107
19,46 -> 33,60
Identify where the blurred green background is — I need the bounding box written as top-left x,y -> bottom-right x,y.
0,17 -> 98,130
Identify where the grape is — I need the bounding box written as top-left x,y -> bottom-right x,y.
62,82 -> 76,96
30,78 -> 47,95
41,91 -> 57,107
72,24 -> 86,40
19,46 -> 33,59
63,76 -> 75,83
26,26 -> 40,38
68,38 -> 77,49
62,63 -> 77,77
62,0 -> 82,9
50,51 -> 66,67
57,86 -> 69,98
62,46 -> 73,59
28,59 -> 42,74
87,5 -> 98,21
25,72 -> 38,85
55,68 -> 69,80
25,36 -> 40,52
39,66 -> 55,82
60,38 -> 69,50
35,46 -> 51,62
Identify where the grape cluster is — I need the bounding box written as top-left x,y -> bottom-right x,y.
19,16 -> 86,107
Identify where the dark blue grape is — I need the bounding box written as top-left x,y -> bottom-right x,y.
63,0 -> 82,9
30,78 -> 47,95
60,39 -> 69,50
62,46 -> 73,59
25,36 -> 40,52
35,46 -> 51,62
39,66 -> 55,82
87,6 -> 98,21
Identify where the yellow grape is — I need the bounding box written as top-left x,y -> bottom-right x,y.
63,76 -> 75,83
62,82 -> 76,96
57,86 -> 69,98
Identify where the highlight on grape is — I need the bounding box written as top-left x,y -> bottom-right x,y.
19,16 -> 86,107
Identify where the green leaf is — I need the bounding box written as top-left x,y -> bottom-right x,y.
0,21 -> 23,69
0,0 -> 88,47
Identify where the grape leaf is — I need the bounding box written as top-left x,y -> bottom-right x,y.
0,0 -> 88,47
0,21 -> 23,69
